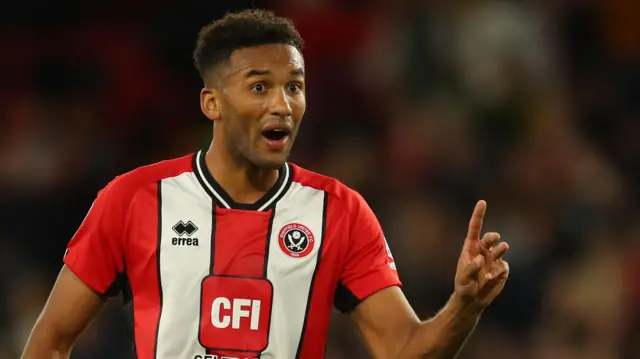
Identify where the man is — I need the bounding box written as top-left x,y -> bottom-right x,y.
21,9 -> 510,359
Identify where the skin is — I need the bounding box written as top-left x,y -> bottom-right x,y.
200,44 -> 306,204
20,266 -> 103,358
21,43 -> 510,359
352,200 -> 510,359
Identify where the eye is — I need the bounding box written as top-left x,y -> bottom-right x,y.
287,83 -> 302,94
251,83 -> 267,93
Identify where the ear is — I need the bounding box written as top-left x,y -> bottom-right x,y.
200,87 -> 221,121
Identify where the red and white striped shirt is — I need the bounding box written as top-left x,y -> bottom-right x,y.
64,150 -> 400,359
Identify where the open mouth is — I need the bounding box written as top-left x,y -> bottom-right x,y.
262,128 -> 291,142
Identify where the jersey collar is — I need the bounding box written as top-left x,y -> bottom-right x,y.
192,150 -> 292,211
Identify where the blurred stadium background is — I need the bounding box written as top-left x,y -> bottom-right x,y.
1,0 -> 639,358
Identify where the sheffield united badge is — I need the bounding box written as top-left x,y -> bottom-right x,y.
278,223 -> 314,258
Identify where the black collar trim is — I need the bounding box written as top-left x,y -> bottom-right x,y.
192,150 -> 293,211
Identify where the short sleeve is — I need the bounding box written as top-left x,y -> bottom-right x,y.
334,192 -> 401,312
63,179 -> 127,296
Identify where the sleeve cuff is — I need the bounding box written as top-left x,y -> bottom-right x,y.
63,256 -> 111,296
335,269 -> 402,312
348,268 -> 402,301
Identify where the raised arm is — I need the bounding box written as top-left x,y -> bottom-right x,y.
349,200 -> 510,359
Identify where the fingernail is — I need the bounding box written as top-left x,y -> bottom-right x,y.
475,255 -> 484,266
486,273 -> 493,279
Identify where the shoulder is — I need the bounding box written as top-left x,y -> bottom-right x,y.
289,163 -> 368,217
99,153 -> 195,202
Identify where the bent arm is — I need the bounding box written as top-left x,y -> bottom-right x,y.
21,265 -> 104,359
396,294 -> 481,359
351,287 -> 481,359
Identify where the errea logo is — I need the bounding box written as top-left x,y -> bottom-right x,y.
172,220 -> 199,246
173,220 -> 198,236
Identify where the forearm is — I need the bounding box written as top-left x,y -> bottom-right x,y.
397,294 -> 482,359
21,323 -> 73,359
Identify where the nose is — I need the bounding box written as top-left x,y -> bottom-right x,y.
268,88 -> 292,118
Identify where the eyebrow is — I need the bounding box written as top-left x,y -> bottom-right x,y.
244,68 -> 305,78
245,69 -> 270,78
290,68 -> 305,77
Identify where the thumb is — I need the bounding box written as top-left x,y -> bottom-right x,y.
459,255 -> 484,284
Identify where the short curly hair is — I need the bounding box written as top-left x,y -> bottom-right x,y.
193,9 -> 304,81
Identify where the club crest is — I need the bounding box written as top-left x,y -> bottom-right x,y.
278,223 -> 314,258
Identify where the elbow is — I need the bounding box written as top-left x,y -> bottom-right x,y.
395,320 -> 445,359
394,321 -> 425,359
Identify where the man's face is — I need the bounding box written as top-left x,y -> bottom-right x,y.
213,44 -> 306,170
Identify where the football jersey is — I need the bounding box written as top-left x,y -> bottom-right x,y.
64,149 -> 401,359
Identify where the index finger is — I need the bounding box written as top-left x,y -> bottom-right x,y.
466,200 -> 487,241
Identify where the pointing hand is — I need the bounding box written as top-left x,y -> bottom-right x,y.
454,201 -> 510,309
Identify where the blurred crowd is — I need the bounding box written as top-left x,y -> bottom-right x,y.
1,0 -> 639,358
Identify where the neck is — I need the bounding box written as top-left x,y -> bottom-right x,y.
204,141 -> 280,205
